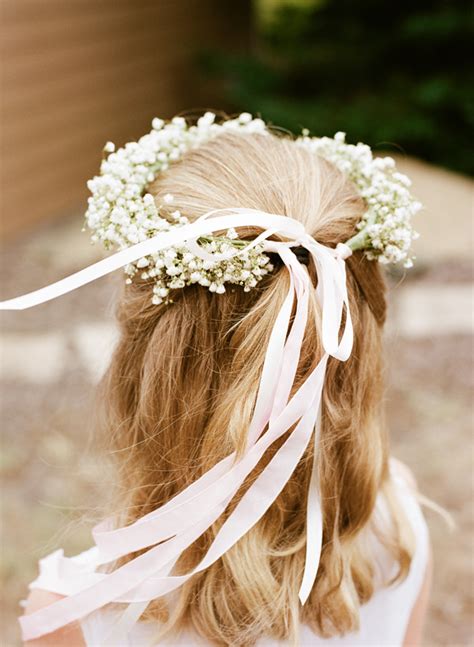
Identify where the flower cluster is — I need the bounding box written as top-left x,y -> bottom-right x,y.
123,212 -> 273,305
297,131 -> 422,268
84,113 -> 272,303
85,112 -> 266,250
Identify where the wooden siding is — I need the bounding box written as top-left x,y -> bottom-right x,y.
0,0 -> 251,238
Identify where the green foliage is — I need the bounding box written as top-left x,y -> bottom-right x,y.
204,0 -> 474,174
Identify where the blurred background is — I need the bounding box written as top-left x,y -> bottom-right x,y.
1,1 -> 472,645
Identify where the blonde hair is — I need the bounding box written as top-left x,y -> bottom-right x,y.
98,130 -> 414,645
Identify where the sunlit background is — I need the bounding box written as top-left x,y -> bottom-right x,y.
1,1 -> 472,645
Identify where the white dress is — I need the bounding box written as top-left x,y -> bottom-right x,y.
31,463 -> 429,646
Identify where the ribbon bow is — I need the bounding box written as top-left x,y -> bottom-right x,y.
1,209 -> 353,641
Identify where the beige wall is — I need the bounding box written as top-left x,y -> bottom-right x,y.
0,0 -> 250,238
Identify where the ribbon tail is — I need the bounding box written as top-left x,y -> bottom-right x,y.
268,248 -> 310,425
99,554 -> 179,645
100,601 -> 150,646
298,404 -> 324,605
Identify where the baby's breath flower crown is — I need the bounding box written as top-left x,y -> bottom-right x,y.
85,112 -> 422,304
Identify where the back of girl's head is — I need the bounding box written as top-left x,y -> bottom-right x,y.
99,130 -> 410,645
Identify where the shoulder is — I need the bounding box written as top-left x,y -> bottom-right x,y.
388,457 -> 432,617
403,543 -> 433,646
387,457 -> 430,553
389,457 -> 418,490
23,590 -> 85,647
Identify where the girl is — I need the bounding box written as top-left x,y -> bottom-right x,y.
4,113 -> 431,646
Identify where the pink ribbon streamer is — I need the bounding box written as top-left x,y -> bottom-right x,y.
1,209 -> 353,640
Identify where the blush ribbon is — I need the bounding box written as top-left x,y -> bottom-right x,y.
1,209 -> 353,640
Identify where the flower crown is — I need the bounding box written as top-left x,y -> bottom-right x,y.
85,112 -> 422,304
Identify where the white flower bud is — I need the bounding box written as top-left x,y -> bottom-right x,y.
152,118 -> 164,130
198,112 -> 216,127
238,112 -> 252,124
143,193 -> 155,206
172,116 -> 186,128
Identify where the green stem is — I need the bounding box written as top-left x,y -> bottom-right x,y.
198,236 -> 249,248
344,228 -> 371,251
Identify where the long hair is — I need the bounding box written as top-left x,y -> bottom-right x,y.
97,130 -> 414,645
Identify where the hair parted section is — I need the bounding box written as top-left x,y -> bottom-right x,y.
97,130 -> 414,646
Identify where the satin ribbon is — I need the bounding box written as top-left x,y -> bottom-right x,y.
3,209 -> 353,640
0,209 -> 304,311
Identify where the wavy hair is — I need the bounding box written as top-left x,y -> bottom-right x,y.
97,130 -> 414,645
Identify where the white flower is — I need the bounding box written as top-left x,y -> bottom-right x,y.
154,286 -> 169,298
152,118 -> 164,130
143,193 -> 155,206
198,112 -> 216,127
172,116 -> 186,128
238,112 -> 252,124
